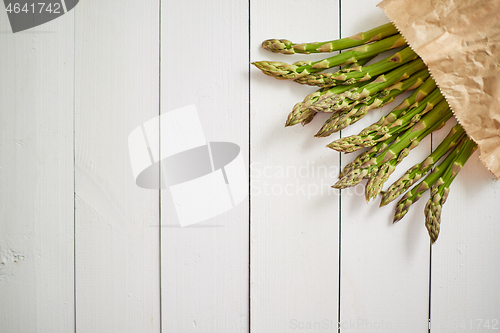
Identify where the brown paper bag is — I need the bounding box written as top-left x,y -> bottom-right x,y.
378,0 -> 500,178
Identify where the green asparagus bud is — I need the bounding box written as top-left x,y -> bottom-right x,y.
262,22 -> 399,54
425,137 -> 477,242
252,34 -> 406,80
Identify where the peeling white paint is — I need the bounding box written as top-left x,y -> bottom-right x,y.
0,246 -> 27,283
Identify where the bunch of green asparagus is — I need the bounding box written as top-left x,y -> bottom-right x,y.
253,23 -> 477,243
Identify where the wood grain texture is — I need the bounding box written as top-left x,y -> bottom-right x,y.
339,1 -> 431,331
250,1 -> 340,332
0,9 -> 75,333
74,1 -> 160,332
160,0 -> 249,332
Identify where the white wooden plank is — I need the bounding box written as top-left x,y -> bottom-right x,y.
74,2 -> 160,332
339,1 -> 431,331
160,0 -> 249,332
250,1 -> 340,332
0,9 -> 75,333
430,123 -> 500,332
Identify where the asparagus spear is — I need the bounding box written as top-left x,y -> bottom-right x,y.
300,111 -> 316,126
340,56 -> 375,72
295,47 -> 418,87
316,69 -> 430,137
333,100 -> 453,201
286,80 -> 373,127
262,22 -> 399,54
425,138 -> 477,243
286,58 -> 378,126
380,124 -> 465,206
392,76 -> 437,111
340,137 -> 398,178
252,34 -> 406,80
392,133 -> 469,222
366,105 -> 454,201
327,80 -> 442,149
294,56 -> 375,87
315,93 -> 386,137
311,58 -> 425,113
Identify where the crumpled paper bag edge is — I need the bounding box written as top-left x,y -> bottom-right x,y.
376,2 -> 498,180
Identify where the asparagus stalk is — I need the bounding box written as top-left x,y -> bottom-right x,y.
327,80 -> 442,150
300,111 -> 316,126
252,34 -> 406,80
366,125 -> 450,200
262,22 -> 399,54
340,137 -> 398,178
425,138 -> 477,242
295,47 -> 418,87
340,56 -> 375,72
255,25 -> 477,242
286,58 -> 377,127
294,56 -> 375,86
316,69 -> 430,137
392,76 -> 437,111
311,58 -> 425,113
380,124 -> 465,206
333,100 -> 453,201
392,133 -> 470,222
315,93 -> 385,137
286,80 -> 372,127
365,105 -> 454,201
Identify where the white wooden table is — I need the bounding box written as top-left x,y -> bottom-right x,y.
1,0 -> 499,332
